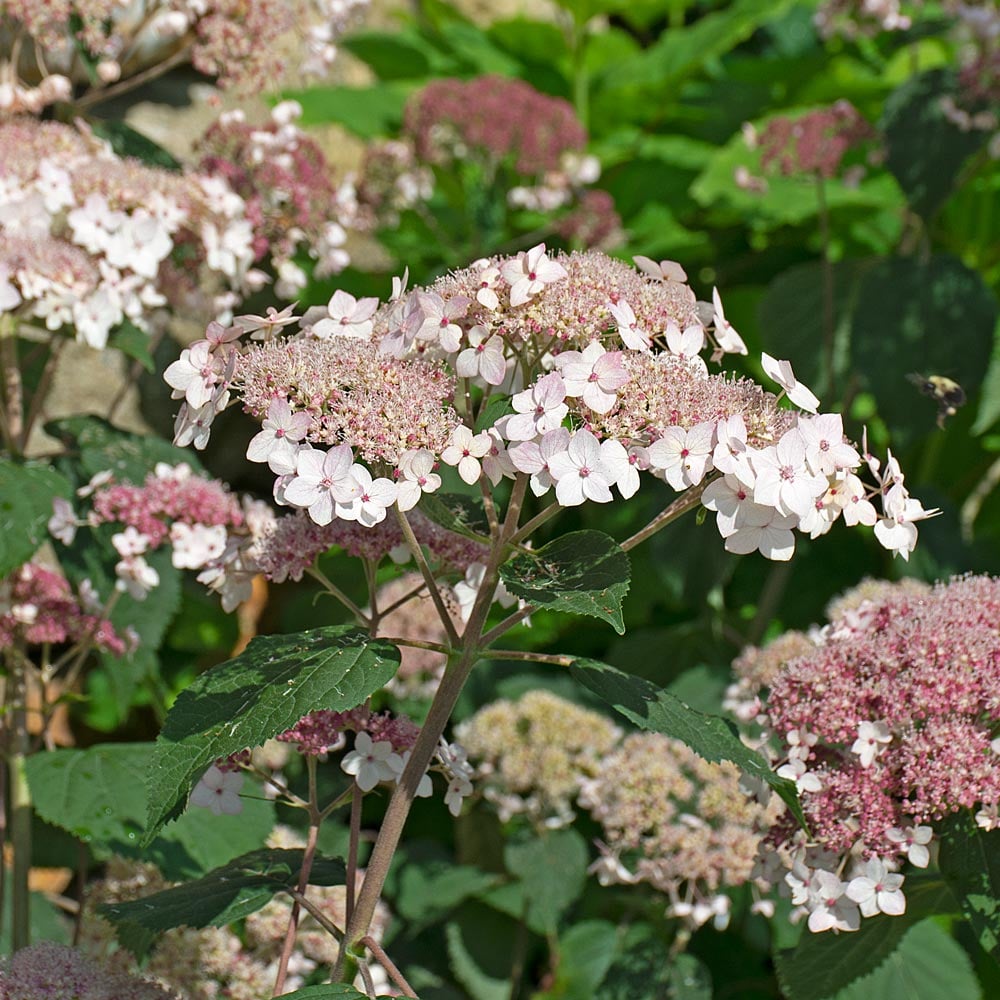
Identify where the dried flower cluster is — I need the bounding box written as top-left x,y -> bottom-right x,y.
77,849 -> 390,997
734,574 -> 1000,932
458,690 -> 622,826
581,732 -> 777,929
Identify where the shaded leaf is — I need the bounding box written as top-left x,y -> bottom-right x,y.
939,811 -> 1000,960
571,658 -> 806,826
395,860 -> 500,933
282,83 -> 414,137
89,120 -> 182,172
503,827 -> 589,934
107,319 -> 155,373
343,30 -> 434,79
500,530 -> 631,634
537,920 -> 617,999
0,460 -> 72,578
418,492 -> 491,541
775,876 -> 960,1000
145,627 -> 400,838
100,849 -> 346,950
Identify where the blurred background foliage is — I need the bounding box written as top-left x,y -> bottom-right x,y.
17,0 -> 1000,996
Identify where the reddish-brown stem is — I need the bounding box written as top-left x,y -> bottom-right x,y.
345,785 -> 362,928
360,935 -> 418,998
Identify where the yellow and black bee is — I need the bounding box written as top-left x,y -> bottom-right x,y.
906,373 -> 966,429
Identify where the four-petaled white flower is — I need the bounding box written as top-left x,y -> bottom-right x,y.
235,304 -> 299,341
335,464 -> 398,526
846,860 -> 906,917
505,372 -> 569,441
548,429 -> 615,506
761,353 -> 820,413
170,522 -> 227,570
608,299 -> 651,351
474,262 -> 501,310
341,732 -> 402,792
554,341 -> 629,414
164,341 -> 220,409
190,766 -> 244,816
500,243 -> 568,307
807,871 -> 860,933
114,555 -> 160,600
633,256 -> 688,284
798,413 -> 859,475
456,326 -> 507,385
311,289 -> 379,340
283,445 -> 361,526
648,422 -> 716,491
445,774 -> 474,817
776,757 -> 823,794
723,502 -> 797,561
246,398 -> 313,474
48,497 -> 77,546
886,826 -> 933,868
509,426 -> 570,497
752,428 -> 828,518
665,322 -> 707,372
395,449 -> 442,511
851,720 -> 892,768
441,426 -> 493,485
414,291 -> 470,352
874,483 -> 940,562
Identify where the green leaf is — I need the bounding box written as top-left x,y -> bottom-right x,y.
972,320 -> 1000,435
503,827 -> 588,934
669,953 -> 714,1000
26,742 -> 275,878
100,848 -> 346,946
774,876 -> 960,1000
395,860 -> 500,932
571,657 -> 806,827
445,904 -> 517,1000
342,30 -> 433,79
0,460 -> 72,577
46,415 -> 204,484
281,83 -> 414,137
832,919 -> 980,1000
89,120 -> 183,172
594,923 -> 690,999
500,530 -> 631,635
418,492 -> 491,542
145,626 -> 401,838
107,319 -> 155,372
474,394 -> 515,434
881,69 -> 988,219
939,811 -> 1000,960
537,920 -> 617,999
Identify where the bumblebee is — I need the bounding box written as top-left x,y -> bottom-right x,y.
906,373 -> 966,429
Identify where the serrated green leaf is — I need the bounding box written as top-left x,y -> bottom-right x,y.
500,530 -> 631,634
474,394 -> 515,433
107,319 -> 155,372
881,69 -> 988,219
503,827 -> 588,934
445,905 -> 515,1000
418,492 -> 491,542
145,626 -> 401,838
0,460 -> 72,577
100,848 -> 346,948
832,919 -> 980,1000
939,811 -> 1000,961
570,657 -> 806,827
26,742 -> 275,878
774,876 -> 960,1000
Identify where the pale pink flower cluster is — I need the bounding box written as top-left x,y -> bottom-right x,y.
814,0 -> 918,37
0,561 -> 125,653
169,245 -> 931,573
735,574 -> 1000,932
53,462 -> 251,605
0,118 -> 261,348
0,0 -> 369,103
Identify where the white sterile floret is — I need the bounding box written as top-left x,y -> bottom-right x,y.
413,291 -> 470,352
504,372 -> 569,441
633,255 -> 688,284
751,428 -> 828,518
665,321 -> 708,373
806,870 -> 860,933
246,398 -> 313,474
647,422 -> 715,491
509,426 -> 570,497
335,465 -> 398,526
886,826 -> 933,868
554,341 -> 629,414
761,353 -> 820,414
547,429 -> 615,506
723,503 -> 797,561
341,732 -> 402,792
48,497 -> 77,545
608,299 -> 651,351
283,445 -> 361,526
456,326 -> 507,385
395,449 -> 442,511
114,555 -> 160,600
845,859 -> 906,917
851,720 -> 892,768
164,341 -> 220,409
170,523 -> 228,570
798,413 -> 859,475
500,242 -> 568,307
190,766 -> 244,816
387,751 -> 433,798
441,426 -> 492,485
711,287 -> 748,356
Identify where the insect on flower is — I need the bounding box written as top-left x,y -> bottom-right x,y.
906,373 -> 966,429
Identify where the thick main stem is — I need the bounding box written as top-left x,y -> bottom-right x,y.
7,649 -> 31,951
0,317 -> 24,455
